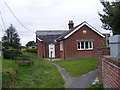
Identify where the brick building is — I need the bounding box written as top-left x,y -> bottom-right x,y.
36,21 -> 106,59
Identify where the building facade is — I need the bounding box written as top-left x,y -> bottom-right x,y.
36,21 -> 106,59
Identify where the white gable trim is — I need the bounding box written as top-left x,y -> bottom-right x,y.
64,22 -> 105,39
37,37 -> 43,41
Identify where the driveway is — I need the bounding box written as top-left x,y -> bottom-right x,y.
51,62 -> 98,88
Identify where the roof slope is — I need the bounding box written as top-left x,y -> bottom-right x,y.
36,21 -> 105,43
36,30 -> 67,43
57,21 -> 105,41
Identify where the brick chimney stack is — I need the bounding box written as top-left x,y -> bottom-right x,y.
68,20 -> 74,30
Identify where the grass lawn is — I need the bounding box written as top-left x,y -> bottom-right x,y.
2,58 -> 19,88
53,58 -> 98,77
2,53 -> 64,88
18,58 -> 64,88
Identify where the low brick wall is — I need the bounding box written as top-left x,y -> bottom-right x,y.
97,47 -> 110,56
98,56 -> 120,88
102,56 -> 120,88
97,47 -> 120,88
97,47 -> 110,82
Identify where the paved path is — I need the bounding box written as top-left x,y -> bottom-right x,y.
68,69 -> 98,88
52,63 -> 76,87
51,62 -> 98,88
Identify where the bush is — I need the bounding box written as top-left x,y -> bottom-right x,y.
3,49 -> 22,59
26,48 -> 37,53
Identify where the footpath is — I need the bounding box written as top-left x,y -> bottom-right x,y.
51,62 -> 98,88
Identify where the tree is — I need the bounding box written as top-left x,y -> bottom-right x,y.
2,24 -> 21,49
99,1 -> 120,35
26,41 -> 36,48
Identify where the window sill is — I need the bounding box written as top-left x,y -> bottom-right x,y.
77,49 -> 93,51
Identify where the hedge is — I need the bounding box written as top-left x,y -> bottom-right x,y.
26,48 -> 37,53
3,49 -> 22,59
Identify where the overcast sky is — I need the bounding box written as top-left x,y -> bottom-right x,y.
0,0 -> 112,46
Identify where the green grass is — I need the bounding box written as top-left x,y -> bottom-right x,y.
2,53 -> 64,88
53,58 -> 98,77
17,58 -> 64,88
87,83 -> 103,89
2,59 -> 18,71
2,58 -> 19,88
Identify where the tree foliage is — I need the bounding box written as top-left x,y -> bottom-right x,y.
99,1 -> 120,35
26,41 -> 36,48
2,24 -> 21,49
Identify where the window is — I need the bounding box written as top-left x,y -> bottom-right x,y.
60,41 -> 63,51
85,42 -> 89,49
77,41 -> 93,50
81,42 -> 84,49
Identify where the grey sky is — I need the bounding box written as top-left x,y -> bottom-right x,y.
0,0 -> 112,46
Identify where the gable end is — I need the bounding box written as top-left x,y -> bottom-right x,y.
64,22 -> 105,39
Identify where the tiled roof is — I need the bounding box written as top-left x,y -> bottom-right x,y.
56,21 -> 105,41
36,21 -> 105,43
56,22 -> 84,41
36,30 -> 67,35
36,30 -> 67,43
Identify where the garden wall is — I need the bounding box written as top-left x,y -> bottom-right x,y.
101,56 -> 120,88
97,47 -> 110,83
97,48 -> 120,88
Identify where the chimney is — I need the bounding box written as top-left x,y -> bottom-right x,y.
68,20 -> 74,30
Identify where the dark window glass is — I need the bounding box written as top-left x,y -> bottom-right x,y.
77,42 -> 80,49
85,42 -> 88,49
89,42 -> 92,48
81,42 -> 84,49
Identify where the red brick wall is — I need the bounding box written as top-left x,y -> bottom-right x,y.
55,44 -> 60,58
37,40 -> 44,58
61,25 -> 105,59
97,47 -> 110,56
45,44 -> 49,58
97,48 -> 110,82
97,47 -> 120,88
99,56 -> 120,88
37,40 -> 60,58
60,51 -> 64,59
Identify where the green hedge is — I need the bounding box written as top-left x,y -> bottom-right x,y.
26,48 -> 37,53
3,49 -> 22,59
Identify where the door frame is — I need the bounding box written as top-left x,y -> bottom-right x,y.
49,43 -> 55,58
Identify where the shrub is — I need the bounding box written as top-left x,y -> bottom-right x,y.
3,49 -> 22,59
26,48 -> 37,53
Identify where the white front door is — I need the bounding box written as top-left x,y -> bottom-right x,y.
49,44 -> 55,58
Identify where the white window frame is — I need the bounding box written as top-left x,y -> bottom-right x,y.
77,40 -> 93,50
60,41 -> 63,51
